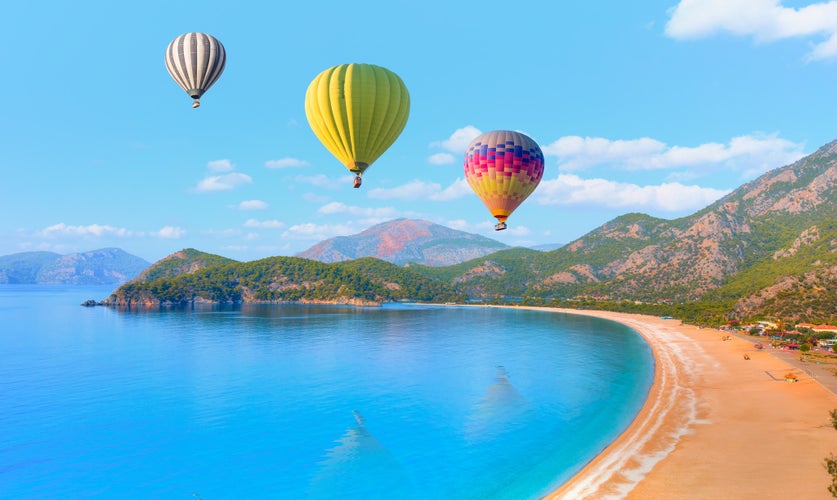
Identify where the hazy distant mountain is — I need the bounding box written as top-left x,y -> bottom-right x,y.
529,243 -> 564,252
296,218 -> 510,266
0,248 -> 150,285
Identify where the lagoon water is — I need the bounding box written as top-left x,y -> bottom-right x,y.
0,285 -> 653,499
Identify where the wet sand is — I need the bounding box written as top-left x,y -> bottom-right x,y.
536,309 -> 837,500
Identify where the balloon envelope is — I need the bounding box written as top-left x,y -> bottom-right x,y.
304,63 -> 410,182
164,32 -> 226,108
463,130 -> 545,226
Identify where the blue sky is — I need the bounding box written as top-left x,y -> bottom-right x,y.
2,0 -> 836,263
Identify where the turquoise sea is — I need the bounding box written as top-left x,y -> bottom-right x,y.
0,285 -> 653,499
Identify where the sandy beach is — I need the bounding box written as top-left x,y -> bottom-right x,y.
537,308 -> 837,500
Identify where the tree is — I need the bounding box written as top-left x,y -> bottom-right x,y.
825,409 -> 837,496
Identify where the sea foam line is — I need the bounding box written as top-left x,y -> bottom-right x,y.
552,319 -> 705,499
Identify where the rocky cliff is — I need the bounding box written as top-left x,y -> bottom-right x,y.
425,139 -> 837,304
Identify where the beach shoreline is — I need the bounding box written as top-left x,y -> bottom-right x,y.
530,308 -> 837,499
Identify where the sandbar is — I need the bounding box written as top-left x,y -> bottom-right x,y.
535,308 -> 837,500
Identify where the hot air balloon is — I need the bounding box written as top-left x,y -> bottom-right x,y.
164,32 -> 226,108
304,63 -> 410,188
463,130 -> 545,231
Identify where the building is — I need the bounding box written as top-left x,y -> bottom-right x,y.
798,323 -> 837,334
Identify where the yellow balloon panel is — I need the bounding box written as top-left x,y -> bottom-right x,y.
305,64 -> 410,175
464,131 -> 545,223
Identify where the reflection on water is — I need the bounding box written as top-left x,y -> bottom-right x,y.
0,290 -> 654,499
309,411 -> 411,499
465,366 -> 531,443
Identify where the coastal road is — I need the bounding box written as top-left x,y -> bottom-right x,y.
729,330 -> 837,396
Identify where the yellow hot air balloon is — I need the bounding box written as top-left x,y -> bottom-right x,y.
464,130 -> 545,231
305,63 -> 410,188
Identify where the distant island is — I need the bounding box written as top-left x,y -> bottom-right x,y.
0,248 -> 149,285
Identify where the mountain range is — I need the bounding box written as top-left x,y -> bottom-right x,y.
295,218 -> 511,266
0,248 -> 150,285
408,138 -> 836,320
28,137 -> 837,322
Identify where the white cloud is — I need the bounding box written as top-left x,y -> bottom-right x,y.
543,136 -> 666,171
244,219 -> 285,229
665,0 -> 837,60
505,225 -> 532,237
428,152 -> 456,165
301,192 -> 331,203
282,223 -> 355,241
155,226 -> 185,239
194,172 -> 253,192
317,202 -> 400,219
207,159 -> 235,172
204,228 -> 243,238
294,173 -> 352,190
38,223 -> 185,241
367,178 -> 472,201
445,219 -> 470,231
265,158 -> 309,169
543,133 -> 805,179
234,200 -> 269,210
536,174 -> 730,212
430,125 -> 482,153
42,223 -> 131,238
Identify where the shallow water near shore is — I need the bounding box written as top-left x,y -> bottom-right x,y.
0,285 -> 653,499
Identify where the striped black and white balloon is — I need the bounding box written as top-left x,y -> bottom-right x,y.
164,32 -> 226,108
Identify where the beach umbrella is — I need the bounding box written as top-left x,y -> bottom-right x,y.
464,130 -> 545,231
164,32 -> 226,108
304,63 -> 410,188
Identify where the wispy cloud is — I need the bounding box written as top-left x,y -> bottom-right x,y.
301,192 -> 331,203
294,173 -> 353,190
427,126 -> 483,164
193,159 -> 253,192
207,159 -> 235,172
265,158 -> 309,169
367,178 -> 472,201
542,133 -> 805,180
154,226 -> 185,239
233,200 -> 269,210
204,228 -> 243,238
194,172 -> 253,192
445,219 -> 470,231
243,219 -> 285,229
42,223 -> 132,238
535,174 -> 730,212
428,153 -> 456,165
317,202 -> 400,219
665,0 -> 837,60
39,223 -> 185,240
282,223 -> 356,241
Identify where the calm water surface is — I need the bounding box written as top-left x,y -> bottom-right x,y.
0,285 -> 653,499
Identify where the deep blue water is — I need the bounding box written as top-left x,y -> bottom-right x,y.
0,285 -> 653,499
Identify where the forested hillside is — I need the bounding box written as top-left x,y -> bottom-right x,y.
105,253 -> 464,306
100,139 -> 836,323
